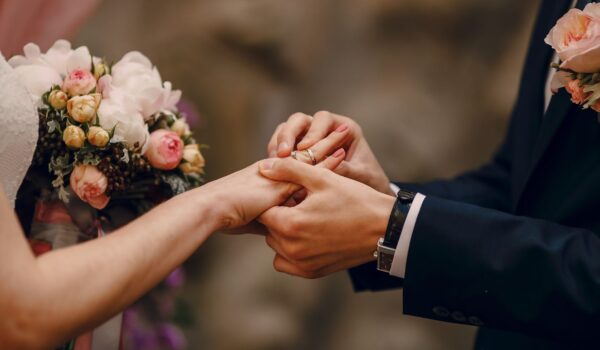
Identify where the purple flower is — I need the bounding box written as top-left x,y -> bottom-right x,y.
176,99 -> 201,128
165,267 -> 186,289
158,323 -> 187,350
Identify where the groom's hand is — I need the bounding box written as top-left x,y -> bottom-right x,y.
258,158 -> 395,278
267,111 -> 394,195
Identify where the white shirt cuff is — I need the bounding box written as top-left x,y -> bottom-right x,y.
389,193 -> 426,278
389,183 -> 400,196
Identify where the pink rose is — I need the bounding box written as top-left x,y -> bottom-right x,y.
545,4 -> 600,72
145,130 -> 184,170
63,69 -> 97,96
565,79 -> 589,104
70,165 -> 110,210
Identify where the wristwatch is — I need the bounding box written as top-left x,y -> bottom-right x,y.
375,188 -> 416,272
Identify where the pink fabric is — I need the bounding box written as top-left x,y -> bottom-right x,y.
0,0 -> 101,56
74,332 -> 93,350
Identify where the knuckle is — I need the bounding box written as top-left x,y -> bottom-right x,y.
284,243 -> 303,261
289,112 -> 308,122
313,110 -> 331,120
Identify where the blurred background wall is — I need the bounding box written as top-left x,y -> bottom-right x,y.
75,0 -> 540,349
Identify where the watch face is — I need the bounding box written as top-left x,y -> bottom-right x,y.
377,251 -> 395,272
398,189 -> 416,202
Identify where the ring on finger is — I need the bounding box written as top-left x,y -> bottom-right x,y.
304,149 -> 317,165
291,150 -> 298,160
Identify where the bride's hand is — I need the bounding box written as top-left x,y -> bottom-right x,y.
267,111 -> 394,195
201,150 -> 346,231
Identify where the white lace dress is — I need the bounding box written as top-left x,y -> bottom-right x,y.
0,53 -> 38,207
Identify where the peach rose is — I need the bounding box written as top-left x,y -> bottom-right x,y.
63,69 -> 97,96
70,165 -> 110,210
545,4 -> 600,73
145,130 -> 184,170
565,79 -> 589,104
592,99 -> 600,113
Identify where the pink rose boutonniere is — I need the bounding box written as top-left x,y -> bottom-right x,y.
546,2 -> 600,112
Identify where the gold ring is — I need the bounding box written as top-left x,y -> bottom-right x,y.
305,149 -> 317,165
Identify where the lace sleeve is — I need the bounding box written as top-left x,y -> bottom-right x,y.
0,53 -> 38,207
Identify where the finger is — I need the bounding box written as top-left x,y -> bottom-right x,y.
297,111 -> 337,150
316,148 -> 345,171
267,123 -> 284,158
257,205 -> 291,231
273,254 -> 311,278
306,126 -> 350,162
259,157 -> 323,189
291,188 -> 307,203
276,113 -> 312,157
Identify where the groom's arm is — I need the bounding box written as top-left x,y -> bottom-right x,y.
349,123 -> 515,291
398,195 -> 600,343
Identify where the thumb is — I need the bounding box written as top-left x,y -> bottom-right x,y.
259,157 -> 322,189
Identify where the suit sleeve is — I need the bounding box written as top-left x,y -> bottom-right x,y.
401,195 -> 600,343
349,120 -> 515,291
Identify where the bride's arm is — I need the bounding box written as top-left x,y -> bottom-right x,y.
0,155 -> 343,349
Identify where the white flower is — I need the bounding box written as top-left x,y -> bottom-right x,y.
97,90 -> 150,153
8,40 -> 94,106
109,51 -> 181,120
11,65 -> 62,105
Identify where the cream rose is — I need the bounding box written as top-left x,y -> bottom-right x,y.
63,125 -> 85,149
87,126 -> 110,148
67,94 -> 101,123
179,144 -> 205,174
70,165 -> 110,210
48,90 -> 68,110
545,4 -> 600,73
171,118 -> 190,137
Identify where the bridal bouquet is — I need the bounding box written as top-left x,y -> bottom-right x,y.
546,3 -> 600,111
10,40 -> 205,212
10,40 -> 203,349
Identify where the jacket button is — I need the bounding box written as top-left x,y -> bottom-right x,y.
432,306 -> 450,317
468,316 -> 484,326
451,311 -> 466,322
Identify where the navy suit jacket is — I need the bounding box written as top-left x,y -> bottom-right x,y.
349,1 -> 600,348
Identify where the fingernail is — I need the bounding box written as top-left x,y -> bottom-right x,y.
277,142 -> 289,154
336,124 -> 349,133
333,148 -> 345,158
261,159 -> 275,170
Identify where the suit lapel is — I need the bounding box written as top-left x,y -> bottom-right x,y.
516,89 -> 572,204
514,0 -> 586,205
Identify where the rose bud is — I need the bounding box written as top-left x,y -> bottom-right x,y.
87,126 -> 110,148
171,118 -> 190,137
145,130 -> 184,170
63,69 -> 97,96
67,93 -> 101,123
63,125 -> 86,149
48,90 -> 68,110
179,144 -> 205,174
70,165 -> 110,210
93,62 -> 109,80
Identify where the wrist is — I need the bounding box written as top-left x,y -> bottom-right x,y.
359,193 -> 396,264
179,187 -> 224,234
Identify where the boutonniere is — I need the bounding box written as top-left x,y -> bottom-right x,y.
545,2 -> 600,114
